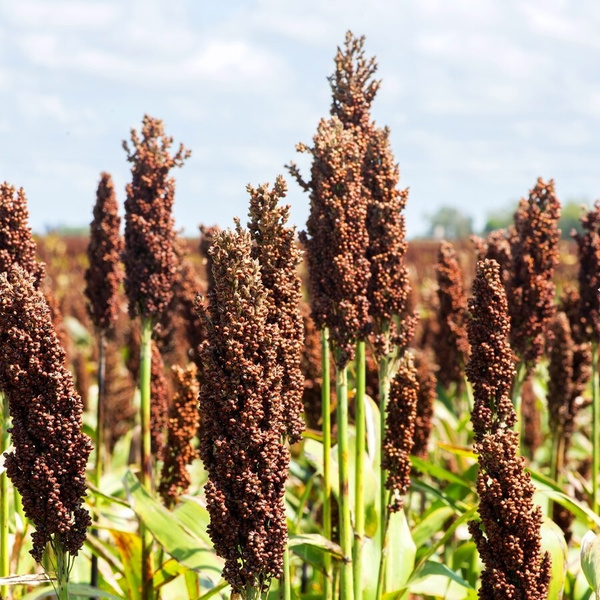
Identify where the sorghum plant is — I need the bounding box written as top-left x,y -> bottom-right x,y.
159,364 -> 200,509
467,259 -> 550,599
122,114 -> 189,599
0,265 -> 92,598
434,241 -> 469,391
290,116 -> 370,600
83,172 -> 124,591
0,182 -> 47,595
198,228 -> 288,596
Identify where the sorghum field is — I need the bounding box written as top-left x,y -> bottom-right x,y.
1,31 -> 600,600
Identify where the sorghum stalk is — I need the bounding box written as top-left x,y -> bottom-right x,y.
335,362 -> 354,600
321,328 -> 332,600
593,343 -> 600,513
1,392 -> 8,599
353,340 -> 366,600
139,317 -> 154,598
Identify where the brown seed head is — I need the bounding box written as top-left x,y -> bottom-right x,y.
290,117 -> 370,367
123,115 -> 190,320
434,241 -> 469,389
412,351 -> 436,459
365,126 -> 416,357
0,265 -> 92,562
0,182 -> 45,286
247,176 -> 305,444
197,228 -> 288,592
508,178 -> 561,374
159,364 -> 200,508
84,172 -> 124,332
328,31 -> 380,130
466,260 -> 550,599
382,354 -> 418,512
574,200 -> 600,342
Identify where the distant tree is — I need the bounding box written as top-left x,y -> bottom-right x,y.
426,207 -> 473,240
482,204 -> 517,234
482,199 -> 590,240
560,200 -> 589,240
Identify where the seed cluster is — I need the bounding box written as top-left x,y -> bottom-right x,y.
574,201 -> 600,341
159,364 -> 200,508
300,304 -> 323,430
466,259 -> 550,599
292,117 -> 370,367
412,351 -> 436,459
247,176 -> 305,444
198,228 -> 288,592
0,266 -> 92,562
365,126 -> 415,357
150,341 -> 169,461
199,225 -> 220,297
84,172 -> 124,332
329,31 -> 380,129
0,182 -> 45,286
434,241 -> 469,388
508,178 -> 560,374
123,115 -> 190,320
382,354 -> 418,512
472,229 -> 513,287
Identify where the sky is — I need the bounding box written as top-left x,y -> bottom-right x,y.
0,0 -> 599,238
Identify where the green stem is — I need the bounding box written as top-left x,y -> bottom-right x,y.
321,328 -> 332,600
549,426 -> 566,518
54,538 -> 71,600
281,545 -> 292,600
378,354 -> 392,552
1,392 -> 9,600
336,363 -> 354,600
140,317 -> 154,600
511,361 -> 525,454
94,333 -> 107,487
91,333 -> 106,596
375,510 -> 391,600
592,342 -> 599,514
353,341 -> 366,600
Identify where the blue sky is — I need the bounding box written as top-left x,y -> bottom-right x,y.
0,0 -> 599,238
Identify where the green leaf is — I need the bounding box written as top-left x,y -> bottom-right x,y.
172,496 -> 212,546
409,560 -> 474,591
581,530 -> 600,596
288,533 -> 345,563
541,517 -> 568,600
152,558 -> 189,590
386,510 -> 416,591
111,530 -> 142,600
411,506 -> 455,548
123,471 -> 223,582
437,442 -> 477,461
410,456 -> 473,492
